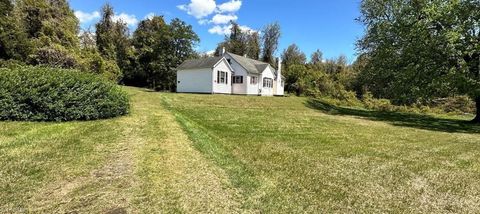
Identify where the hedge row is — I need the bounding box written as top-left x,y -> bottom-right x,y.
0,66 -> 129,121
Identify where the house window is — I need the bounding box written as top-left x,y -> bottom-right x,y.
233,76 -> 243,84
250,76 -> 258,85
217,71 -> 228,84
263,78 -> 273,88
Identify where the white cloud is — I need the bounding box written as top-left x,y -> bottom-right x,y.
239,25 -> 255,33
113,13 -> 139,26
211,14 -> 237,25
217,0 -> 242,13
144,12 -> 155,20
206,49 -> 216,55
178,0 -> 251,36
75,11 -> 100,24
208,24 -> 255,35
208,25 -> 231,35
177,0 -> 217,19
198,19 -> 209,25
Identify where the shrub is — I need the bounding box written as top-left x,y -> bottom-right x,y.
0,66 -> 129,121
430,96 -> 475,114
362,92 -> 396,111
77,50 -> 123,82
29,45 -> 77,69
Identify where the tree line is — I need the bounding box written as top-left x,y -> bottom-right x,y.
1,0 -> 478,121
213,21 -> 281,67
0,0 -> 199,91
268,0 -> 480,122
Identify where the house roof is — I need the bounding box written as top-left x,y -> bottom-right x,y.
226,52 -> 271,74
176,56 -> 224,70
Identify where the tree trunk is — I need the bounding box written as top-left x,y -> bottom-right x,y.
473,96 -> 480,123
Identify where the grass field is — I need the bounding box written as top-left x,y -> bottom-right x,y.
1,87 -> 480,213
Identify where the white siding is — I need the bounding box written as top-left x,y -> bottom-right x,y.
260,66 -> 275,96
274,78 -> 285,96
177,68 -> 212,93
224,56 -> 250,95
246,75 -> 260,95
212,60 -> 232,94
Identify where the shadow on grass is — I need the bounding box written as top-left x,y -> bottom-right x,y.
306,99 -> 480,134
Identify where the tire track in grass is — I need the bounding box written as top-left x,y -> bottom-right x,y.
161,95 -> 267,211
133,90 -> 242,213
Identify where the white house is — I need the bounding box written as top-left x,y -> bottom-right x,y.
176,49 -> 285,96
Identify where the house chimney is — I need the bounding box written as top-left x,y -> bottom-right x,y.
222,47 -> 226,55
276,57 -> 283,94
277,58 -> 282,80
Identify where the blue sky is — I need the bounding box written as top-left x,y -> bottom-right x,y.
70,0 -> 364,62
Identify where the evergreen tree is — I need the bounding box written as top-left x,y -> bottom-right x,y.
310,49 -> 323,66
0,0 -> 30,60
261,22 -> 281,65
95,4 -> 116,60
246,32 -> 261,60
15,0 -> 80,67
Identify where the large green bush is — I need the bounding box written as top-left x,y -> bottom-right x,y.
0,66 -> 129,121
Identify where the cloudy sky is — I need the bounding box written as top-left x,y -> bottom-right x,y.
70,0 -> 364,61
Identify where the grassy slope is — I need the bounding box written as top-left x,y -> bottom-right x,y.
0,87 -> 240,213
1,87 -> 479,213
164,93 -> 480,213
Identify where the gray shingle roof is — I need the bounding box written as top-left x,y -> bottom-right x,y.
226,52 -> 271,74
176,56 -> 223,70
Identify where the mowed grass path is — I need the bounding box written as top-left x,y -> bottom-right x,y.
1,87 -> 480,213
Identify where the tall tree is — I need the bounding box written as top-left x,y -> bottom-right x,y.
112,20 -> 133,78
0,0 -> 30,60
310,49 -> 323,65
228,22 -> 247,55
246,32 -> 261,60
170,18 -> 200,65
281,44 -> 307,94
131,16 -> 198,90
16,0 -> 79,49
14,0 -> 80,67
261,22 -> 281,65
96,3 -> 116,60
357,0 -> 480,122
281,44 -> 307,70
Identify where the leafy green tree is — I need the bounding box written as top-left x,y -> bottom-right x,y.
0,0 -> 30,60
17,0 -> 79,48
131,16 -> 198,90
357,0 -> 480,122
310,49 -> 323,66
246,32 -> 261,60
261,22 -> 281,65
13,0 -> 79,67
112,20 -> 134,81
228,22 -> 247,55
281,44 -> 307,92
95,4 -> 116,60
281,44 -> 306,70
170,18 -> 200,66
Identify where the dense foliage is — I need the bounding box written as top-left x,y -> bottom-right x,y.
0,67 -> 129,121
127,17 -> 199,90
215,21 -> 279,64
356,0 -> 480,121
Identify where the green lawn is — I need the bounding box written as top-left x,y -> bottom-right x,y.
1,87 -> 480,213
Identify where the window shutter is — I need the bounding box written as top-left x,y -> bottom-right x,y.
217,71 -> 220,83
226,72 -> 228,84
